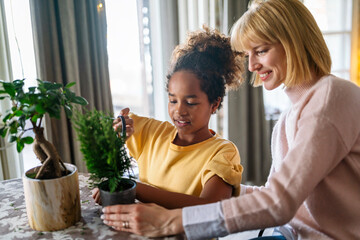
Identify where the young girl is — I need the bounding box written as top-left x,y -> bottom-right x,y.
94,26 -> 244,209
101,0 -> 360,239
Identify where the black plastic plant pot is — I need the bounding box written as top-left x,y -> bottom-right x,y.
99,179 -> 137,207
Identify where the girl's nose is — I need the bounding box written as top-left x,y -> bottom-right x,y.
176,103 -> 187,115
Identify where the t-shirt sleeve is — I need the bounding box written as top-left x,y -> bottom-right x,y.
125,113 -> 153,160
201,143 -> 243,196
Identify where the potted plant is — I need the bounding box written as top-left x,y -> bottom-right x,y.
72,109 -> 136,207
0,78 -> 88,231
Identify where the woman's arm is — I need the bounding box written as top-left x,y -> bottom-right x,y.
102,203 -> 184,237
136,175 -> 233,209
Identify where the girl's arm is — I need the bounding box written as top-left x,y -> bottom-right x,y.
135,175 -> 232,209
113,108 -> 134,138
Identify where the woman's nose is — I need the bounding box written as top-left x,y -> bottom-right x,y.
248,55 -> 261,72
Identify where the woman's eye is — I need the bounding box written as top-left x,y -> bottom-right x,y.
256,50 -> 267,56
169,100 -> 177,104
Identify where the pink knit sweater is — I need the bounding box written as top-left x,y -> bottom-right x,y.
222,75 -> 360,239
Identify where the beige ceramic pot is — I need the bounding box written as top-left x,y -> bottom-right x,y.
23,163 -> 81,231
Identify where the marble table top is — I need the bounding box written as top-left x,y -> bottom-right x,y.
0,173 -> 186,240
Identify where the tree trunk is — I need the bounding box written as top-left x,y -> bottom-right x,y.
32,127 -> 69,179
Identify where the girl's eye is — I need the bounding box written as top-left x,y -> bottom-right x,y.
169,100 -> 177,104
187,102 -> 198,106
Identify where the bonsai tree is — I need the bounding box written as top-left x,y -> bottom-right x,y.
72,109 -> 135,193
0,78 -> 88,179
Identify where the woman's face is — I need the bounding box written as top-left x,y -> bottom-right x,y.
244,42 -> 287,90
167,70 -> 218,145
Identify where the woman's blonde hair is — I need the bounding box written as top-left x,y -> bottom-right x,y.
230,0 -> 331,87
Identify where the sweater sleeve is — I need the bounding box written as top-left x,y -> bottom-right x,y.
222,114 -> 350,233
183,202 -> 229,240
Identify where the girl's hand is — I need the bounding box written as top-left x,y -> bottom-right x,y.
91,188 -> 101,205
101,203 -> 184,237
113,108 -> 134,138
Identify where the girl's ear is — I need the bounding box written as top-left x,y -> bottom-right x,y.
211,97 -> 221,114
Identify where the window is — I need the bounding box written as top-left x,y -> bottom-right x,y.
3,0 -> 38,173
304,0 -> 352,79
105,0 -> 154,117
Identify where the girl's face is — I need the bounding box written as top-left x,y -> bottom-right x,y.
168,71 -> 219,145
245,41 -> 287,90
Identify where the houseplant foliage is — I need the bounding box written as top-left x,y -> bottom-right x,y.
73,108 -> 135,195
0,78 -> 88,179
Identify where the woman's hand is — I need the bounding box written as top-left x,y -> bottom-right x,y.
113,108 -> 134,138
101,203 -> 184,237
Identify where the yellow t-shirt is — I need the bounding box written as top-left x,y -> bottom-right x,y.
126,113 -> 243,196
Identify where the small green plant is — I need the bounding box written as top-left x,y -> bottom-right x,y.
73,109 -> 134,193
0,78 -> 88,179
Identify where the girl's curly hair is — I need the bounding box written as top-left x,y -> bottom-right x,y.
166,26 -> 245,110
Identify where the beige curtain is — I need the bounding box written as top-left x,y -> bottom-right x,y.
29,0 -> 113,172
351,0 -> 360,86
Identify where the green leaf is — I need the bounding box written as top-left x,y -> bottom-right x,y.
9,121 -> 19,134
31,114 -> 39,123
72,96 -> 88,105
14,110 -> 24,117
65,82 -> 76,88
2,82 -> 16,97
21,136 -> 34,144
0,127 -> 8,138
35,104 -> 46,114
18,115 -> 26,129
10,135 -> 17,143
28,87 -> 36,93
16,141 -> 24,153
43,82 -> 63,90
27,105 -> 36,112
2,113 -> 12,122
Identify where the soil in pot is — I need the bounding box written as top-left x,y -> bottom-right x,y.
99,178 -> 136,207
